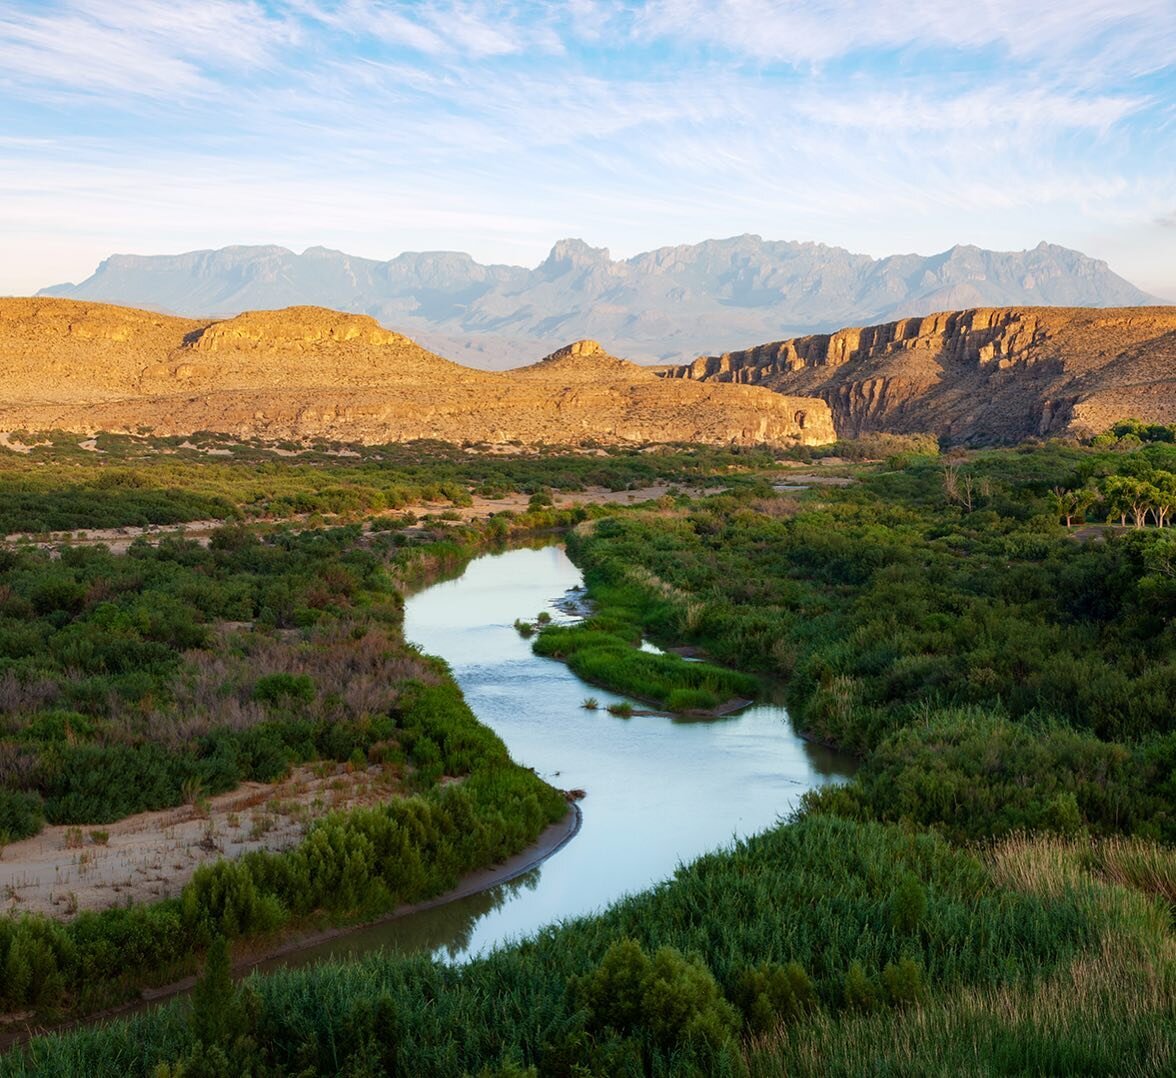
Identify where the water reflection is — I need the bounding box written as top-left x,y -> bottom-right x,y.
274,544 -> 855,971
264,870 -> 543,972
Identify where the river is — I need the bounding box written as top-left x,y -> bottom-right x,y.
272,543 -> 855,968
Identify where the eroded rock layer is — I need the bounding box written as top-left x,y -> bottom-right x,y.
665,307 -> 1176,443
0,299 -> 833,447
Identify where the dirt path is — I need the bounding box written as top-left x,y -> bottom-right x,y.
1069,523 -> 1139,542
2,483 -> 723,554
772,473 -> 856,491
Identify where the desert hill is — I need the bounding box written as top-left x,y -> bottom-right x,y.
39,237 -> 1162,368
0,298 -> 832,447
511,339 -> 660,383
665,306 -> 1176,444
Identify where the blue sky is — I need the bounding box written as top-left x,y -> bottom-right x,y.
1,0 -> 1173,297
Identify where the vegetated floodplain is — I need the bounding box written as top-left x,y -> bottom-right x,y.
0,516 -> 568,1022
3,427 -> 1175,1074
0,435 -> 770,536
7,815 -> 1170,1076
565,435 -> 1176,842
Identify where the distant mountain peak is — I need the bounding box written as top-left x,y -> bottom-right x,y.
540,238 -> 612,272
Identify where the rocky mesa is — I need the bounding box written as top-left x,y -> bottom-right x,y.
664,306 -> 1176,443
0,298 -> 833,447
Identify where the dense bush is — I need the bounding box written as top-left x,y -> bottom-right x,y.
0,527 -> 419,829
0,787 -> 42,842
803,708 -> 1175,841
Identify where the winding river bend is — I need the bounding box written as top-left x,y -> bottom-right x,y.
273,544 -> 854,968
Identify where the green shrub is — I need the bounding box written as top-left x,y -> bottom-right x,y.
881,957 -> 925,1006
252,673 -> 315,706
0,788 -> 43,842
890,871 -> 927,933
732,961 -> 815,1033
843,961 -> 880,1012
577,939 -> 739,1049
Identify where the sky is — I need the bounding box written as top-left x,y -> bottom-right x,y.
1,0 -> 1174,298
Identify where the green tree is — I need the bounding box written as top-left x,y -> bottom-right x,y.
1051,485 -> 1096,527
1102,475 -> 1151,528
1148,472 -> 1176,528
184,936 -> 261,1077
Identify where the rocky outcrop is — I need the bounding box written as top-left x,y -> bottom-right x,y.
0,299 -> 833,448
505,340 -> 836,444
664,307 -> 1176,443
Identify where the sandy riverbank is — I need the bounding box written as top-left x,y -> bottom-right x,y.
0,801 -> 581,1048
0,760 -> 406,919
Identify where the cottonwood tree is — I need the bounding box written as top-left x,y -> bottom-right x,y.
1051,485 -> 1096,528
1102,476 -> 1152,528
1148,472 -> 1176,528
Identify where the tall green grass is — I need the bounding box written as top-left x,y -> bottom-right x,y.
5,815 -> 1111,1076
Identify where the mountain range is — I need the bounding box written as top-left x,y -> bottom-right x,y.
38,236 -> 1162,369
2,297 -> 1172,448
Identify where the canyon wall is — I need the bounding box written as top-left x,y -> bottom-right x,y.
665,307 -> 1176,442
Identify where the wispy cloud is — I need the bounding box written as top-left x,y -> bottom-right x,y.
297,1 -> 566,58
0,0 -> 1171,296
0,0 -> 296,99
633,0 -> 1176,76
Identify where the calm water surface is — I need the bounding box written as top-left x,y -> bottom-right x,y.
275,544 -> 853,967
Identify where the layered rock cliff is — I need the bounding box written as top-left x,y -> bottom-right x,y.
0,299 -> 832,448
665,307 -> 1176,443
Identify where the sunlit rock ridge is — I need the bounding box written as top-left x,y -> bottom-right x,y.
0,299 -> 832,448
38,236 -> 1161,369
